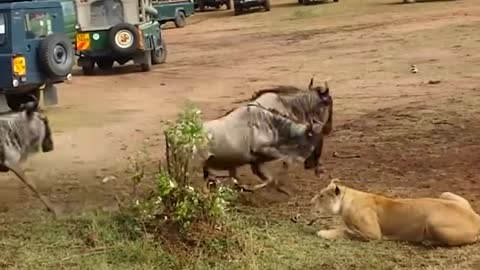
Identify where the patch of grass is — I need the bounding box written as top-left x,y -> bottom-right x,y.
2,212 -> 480,270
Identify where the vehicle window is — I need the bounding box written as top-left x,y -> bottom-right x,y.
90,0 -> 124,28
24,12 -> 53,39
0,14 -> 5,45
61,1 -> 76,17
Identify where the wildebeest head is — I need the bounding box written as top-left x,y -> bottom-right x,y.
21,101 -> 54,153
308,77 -> 333,135
303,118 -> 325,170
283,118 -> 324,163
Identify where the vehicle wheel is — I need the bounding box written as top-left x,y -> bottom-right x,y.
6,91 -> 39,112
38,33 -> 74,78
140,51 -> 152,72
198,0 -> 206,11
174,12 -> 186,28
108,23 -> 139,56
97,59 -> 114,70
152,38 -> 167,65
263,0 -> 270,11
303,0 -> 309,5
80,58 -> 95,75
226,0 -> 232,9
234,5 -> 242,15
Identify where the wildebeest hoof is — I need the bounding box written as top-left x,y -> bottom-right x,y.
235,184 -> 254,193
275,185 -> 292,196
314,167 -> 325,176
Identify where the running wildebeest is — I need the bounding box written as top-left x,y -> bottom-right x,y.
0,100 -> 56,215
202,103 -> 324,194
247,78 -> 333,175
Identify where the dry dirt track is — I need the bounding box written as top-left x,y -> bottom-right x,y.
0,0 -> 479,217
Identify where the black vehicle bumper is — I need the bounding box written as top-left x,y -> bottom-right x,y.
235,0 -> 265,7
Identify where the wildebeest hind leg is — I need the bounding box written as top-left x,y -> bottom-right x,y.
4,161 -> 57,217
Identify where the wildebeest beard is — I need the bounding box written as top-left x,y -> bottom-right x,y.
41,117 -> 54,152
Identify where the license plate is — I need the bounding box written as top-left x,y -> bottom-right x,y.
76,33 -> 91,50
13,56 -> 26,76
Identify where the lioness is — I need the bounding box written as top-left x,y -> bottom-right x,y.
310,179 -> 480,246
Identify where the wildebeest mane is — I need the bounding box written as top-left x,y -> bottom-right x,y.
249,86 -> 304,101
245,103 -> 307,138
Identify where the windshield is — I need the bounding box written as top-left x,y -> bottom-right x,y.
0,14 -> 5,45
24,12 -> 53,39
90,0 -> 124,28
61,1 -> 76,18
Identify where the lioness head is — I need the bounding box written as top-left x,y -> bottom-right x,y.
310,178 -> 343,216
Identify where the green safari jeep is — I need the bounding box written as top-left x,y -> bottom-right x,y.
74,0 -> 167,75
153,0 -> 194,28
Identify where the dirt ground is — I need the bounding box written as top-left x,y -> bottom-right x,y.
0,0 -> 479,221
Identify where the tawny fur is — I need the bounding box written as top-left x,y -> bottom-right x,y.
310,179 -> 480,246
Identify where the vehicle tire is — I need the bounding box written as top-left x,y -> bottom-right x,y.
298,0 -> 303,3
303,0 -> 309,4
38,33 -> 74,78
140,51 -> 152,72
226,0 -> 232,9
152,38 -> 167,65
80,58 -> 95,75
97,59 -> 114,70
263,0 -> 270,11
234,5 -> 242,15
108,23 -> 139,56
6,91 -> 39,112
198,0 -> 206,11
174,12 -> 186,28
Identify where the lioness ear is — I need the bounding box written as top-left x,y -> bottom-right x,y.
335,186 -> 340,196
330,178 -> 340,185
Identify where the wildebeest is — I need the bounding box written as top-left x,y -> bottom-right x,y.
202,103 -> 324,193
246,78 -> 333,175
0,100 -> 56,215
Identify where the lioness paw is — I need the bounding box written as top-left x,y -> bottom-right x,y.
316,230 -> 333,239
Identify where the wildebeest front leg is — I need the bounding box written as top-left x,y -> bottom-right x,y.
4,160 -> 57,216
247,163 -> 291,195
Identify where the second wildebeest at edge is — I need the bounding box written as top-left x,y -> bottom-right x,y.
202,102 -> 324,194
0,100 -> 56,215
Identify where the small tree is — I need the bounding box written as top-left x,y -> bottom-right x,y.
128,104 -> 237,231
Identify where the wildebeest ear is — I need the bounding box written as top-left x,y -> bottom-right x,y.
308,77 -> 314,90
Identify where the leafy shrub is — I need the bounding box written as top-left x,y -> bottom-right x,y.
123,104 -> 237,233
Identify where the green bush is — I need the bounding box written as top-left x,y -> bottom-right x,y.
124,104 -> 237,233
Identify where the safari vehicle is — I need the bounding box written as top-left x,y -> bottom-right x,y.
298,0 -> 337,4
37,0 -> 77,42
233,0 -> 269,15
194,0 -> 230,12
153,0 -> 194,28
0,0 -> 74,111
74,0 -> 167,75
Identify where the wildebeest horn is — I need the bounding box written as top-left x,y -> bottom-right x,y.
324,81 -> 329,92
309,77 -> 314,90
